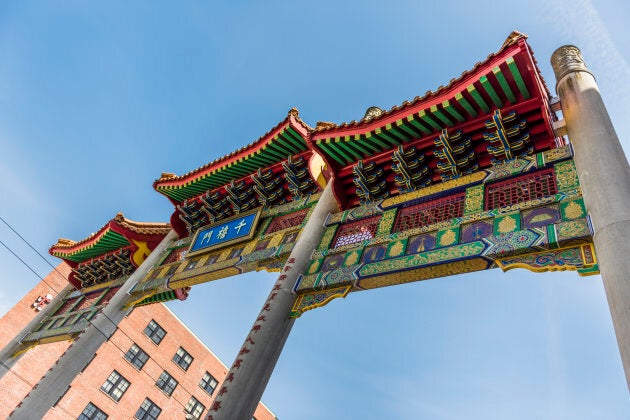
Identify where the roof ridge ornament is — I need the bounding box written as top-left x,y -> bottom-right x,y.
363,106 -> 384,121
56,238 -> 76,247
315,121 -> 337,130
501,30 -> 527,49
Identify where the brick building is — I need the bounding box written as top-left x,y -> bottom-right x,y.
0,263 -> 275,419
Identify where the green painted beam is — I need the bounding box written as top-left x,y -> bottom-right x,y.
396,119 -> 422,140
418,109 -> 442,131
493,66 -> 516,104
162,189 -> 184,201
406,114 -> 432,135
257,145 -> 285,161
480,76 -> 503,108
175,190 -> 192,202
454,93 -> 477,118
430,105 -> 454,127
59,232 -> 131,263
336,138 -> 366,161
365,131 -> 390,149
220,166 -> 249,181
329,139 -> 356,164
374,127 -> 401,147
249,151 -> 277,166
285,127 -> 309,151
267,138 -> 295,157
354,134 -> 381,153
466,84 -> 490,113
232,158 -> 259,172
281,131 -> 306,153
201,171 -> 230,183
281,135 -> 302,155
317,140 -> 348,166
506,57 -> 530,99
441,100 -> 465,122
385,123 -> 411,143
261,144 -> 287,161
183,183 -> 209,196
343,137 -> 370,157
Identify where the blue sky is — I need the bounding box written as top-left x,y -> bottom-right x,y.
1,1 -> 629,419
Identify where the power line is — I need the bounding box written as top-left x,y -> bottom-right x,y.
0,218 -> 208,414
0,238 -> 59,292
0,216 -> 58,272
0,215 -> 78,293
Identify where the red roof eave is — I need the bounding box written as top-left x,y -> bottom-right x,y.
154,109 -> 311,192
49,222 -> 115,257
310,41 -> 530,142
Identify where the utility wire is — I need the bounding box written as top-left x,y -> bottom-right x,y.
0,238 -> 60,293
0,218 -> 207,412
1,215 -> 79,293
0,216 -> 59,272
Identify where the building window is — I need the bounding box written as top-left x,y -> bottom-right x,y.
184,396 -> 206,419
100,370 -> 130,402
144,320 -> 166,345
172,347 -> 194,371
124,343 -> 149,370
199,371 -> 218,396
156,371 -> 178,396
135,398 -> 161,420
79,402 -> 108,420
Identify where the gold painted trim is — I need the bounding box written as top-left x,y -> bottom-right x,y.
290,285 -> 351,318
382,171 -> 486,207
495,243 -> 597,274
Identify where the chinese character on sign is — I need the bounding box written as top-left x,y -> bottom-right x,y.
189,211 -> 259,254
216,225 -> 229,240
234,219 -> 248,234
201,230 -> 213,244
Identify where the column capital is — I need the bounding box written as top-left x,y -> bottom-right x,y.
551,45 -> 594,83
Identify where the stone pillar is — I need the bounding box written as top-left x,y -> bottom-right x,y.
8,230 -> 178,419
0,284 -> 75,378
551,46 -> 630,390
209,182 -> 338,420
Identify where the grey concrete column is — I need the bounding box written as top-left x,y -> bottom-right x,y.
9,230 -> 178,419
551,46 -> 630,390
209,182 -> 338,420
0,284 -> 75,378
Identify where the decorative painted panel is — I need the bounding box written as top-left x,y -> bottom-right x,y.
291,147 -> 598,317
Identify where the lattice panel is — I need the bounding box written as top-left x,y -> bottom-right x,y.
265,208 -> 309,235
162,247 -> 187,265
394,193 -> 465,232
75,293 -> 101,311
99,287 -> 120,306
485,168 -> 557,210
332,216 -> 380,249
54,297 -> 79,316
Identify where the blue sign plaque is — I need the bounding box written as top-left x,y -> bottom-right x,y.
188,211 -> 260,255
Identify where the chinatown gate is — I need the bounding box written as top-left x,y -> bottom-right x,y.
2,32 -> 630,419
